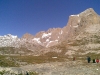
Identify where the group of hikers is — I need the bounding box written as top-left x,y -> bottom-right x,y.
87,56 -> 99,63
73,56 -> 100,63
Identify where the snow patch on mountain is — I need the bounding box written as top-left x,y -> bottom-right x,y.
42,33 -> 52,38
46,39 -> 49,42
46,41 -> 53,47
0,34 -> 20,47
33,38 -> 41,44
71,14 -> 79,17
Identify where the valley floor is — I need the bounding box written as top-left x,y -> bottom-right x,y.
0,60 -> 100,75
21,60 -> 100,75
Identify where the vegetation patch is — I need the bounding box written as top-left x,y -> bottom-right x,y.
0,70 -> 38,75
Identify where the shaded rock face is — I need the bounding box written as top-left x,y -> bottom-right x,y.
0,8 -> 100,55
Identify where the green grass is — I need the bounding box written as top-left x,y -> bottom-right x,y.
0,52 -> 100,67
0,52 -> 68,67
9,54 -> 66,64
0,70 -> 39,75
28,71 -> 39,75
0,55 -> 19,67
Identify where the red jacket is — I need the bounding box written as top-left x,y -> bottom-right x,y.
96,59 -> 99,63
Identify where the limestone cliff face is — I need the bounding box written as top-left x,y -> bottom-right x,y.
61,8 -> 100,40
59,8 -> 100,55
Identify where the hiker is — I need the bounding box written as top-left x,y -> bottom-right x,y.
96,58 -> 99,63
93,59 -> 96,63
26,71 -> 29,75
87,56 -> 91,63
73,57 -> 75,61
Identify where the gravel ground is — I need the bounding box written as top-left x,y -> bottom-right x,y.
21,60 -> 100,75
0,60 -> 100,75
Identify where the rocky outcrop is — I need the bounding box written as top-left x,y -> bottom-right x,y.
22,33 -> 34,39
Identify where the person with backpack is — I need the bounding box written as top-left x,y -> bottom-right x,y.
87,56 -> 91,63
93,59 -> 96,63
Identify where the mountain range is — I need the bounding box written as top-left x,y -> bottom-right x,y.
0,8 -> 100,56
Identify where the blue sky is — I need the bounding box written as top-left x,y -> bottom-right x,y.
0,0 -> 100,37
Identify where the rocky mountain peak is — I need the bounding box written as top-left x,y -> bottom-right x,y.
22,33 -> 34,39
79,8 -> 97,16
60,8 -> 100,41
0,34 -> 18,39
